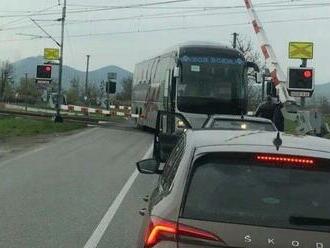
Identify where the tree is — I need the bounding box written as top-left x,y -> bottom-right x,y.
235,36 -> 264,111
0,61 -> 14,101
66,77 -> 81,105
3,81 -> 15,102
320,96 -> 330,114
88,84 -> 100,107
116,77 -> 132,104
17,77 -> 41,104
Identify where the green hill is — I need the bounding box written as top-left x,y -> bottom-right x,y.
12,56 -> 132,92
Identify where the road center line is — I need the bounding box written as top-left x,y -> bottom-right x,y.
83,144 -> 153,248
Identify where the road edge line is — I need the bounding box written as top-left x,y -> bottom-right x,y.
83,144 -> 153,248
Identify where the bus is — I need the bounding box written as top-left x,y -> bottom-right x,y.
132,42 -> 259,129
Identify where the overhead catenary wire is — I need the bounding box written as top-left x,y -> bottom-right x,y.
0,0 -> 192,18
2,2 -> 330,32
8,15 -> 330,43
1,0 -> 329,18
0,5 -> 60,29
1,0 -> 329,43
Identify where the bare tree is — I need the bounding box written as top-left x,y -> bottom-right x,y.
235,36 -> 264,110
88,84 -> 100,107
17,77 -> 41,104
66,77 -> 81,105
0,61 -> 14,101
116,77 -> 133,104
320,96 -> 330,114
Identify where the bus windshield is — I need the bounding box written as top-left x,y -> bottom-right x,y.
177,55 -> 246,115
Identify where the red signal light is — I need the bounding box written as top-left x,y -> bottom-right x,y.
44,66 -> 51,72
145,217 -> 222,247
36,64 -> 52,79
303,70 -> 312,79
256,155 -> 315,165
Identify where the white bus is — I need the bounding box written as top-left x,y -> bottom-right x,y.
132,43 -> 259,129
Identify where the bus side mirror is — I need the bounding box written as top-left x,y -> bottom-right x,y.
246,61 -> 260,72
256,72 -> 262,84
173,67 -> 180,78
247,62 -> 260,84
266,81 -> 277,97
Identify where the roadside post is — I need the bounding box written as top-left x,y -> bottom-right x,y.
288,42 -> 314,107
106,73 -> 117,110
25,73 -> 28,111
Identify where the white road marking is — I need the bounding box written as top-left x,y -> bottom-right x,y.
84,144 -> 153,248
0,127 -> 98,169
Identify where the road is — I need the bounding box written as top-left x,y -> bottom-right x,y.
0,126 -> 156,248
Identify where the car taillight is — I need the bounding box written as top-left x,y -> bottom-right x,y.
256,155 -> 315,165
145,217 -> 222,247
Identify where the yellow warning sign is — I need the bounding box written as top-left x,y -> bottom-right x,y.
289,42 -> 313,59
44,48 -> 60,60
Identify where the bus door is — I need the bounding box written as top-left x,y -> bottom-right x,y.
153,111 -> 191,162
170,69 -> 176,113
164,69 -> 171,112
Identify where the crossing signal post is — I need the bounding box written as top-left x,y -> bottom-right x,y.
106,73 -> 117,110
288,41 -> 314,107
35,64 -> 52,92
36,65 -> 52,81
288,67 -> 314,94
106,81 -> 117,94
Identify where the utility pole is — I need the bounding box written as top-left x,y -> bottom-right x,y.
1,70 -> 9,102
54,0 -> 67,123
85,55 -> 90,104
300,58 -> 308,108
106,81 -> 110,110
232,32 -> 239,49
25,73 -> 28,111
0,71 -> 3,101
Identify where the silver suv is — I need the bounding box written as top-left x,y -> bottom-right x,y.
136,112 -> 330,248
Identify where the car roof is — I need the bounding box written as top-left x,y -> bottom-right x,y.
208,115 -> 272,123
187,129 -> 330,158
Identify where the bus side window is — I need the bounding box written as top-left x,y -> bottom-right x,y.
164,69 -> 170,97
160,115 -> 167,133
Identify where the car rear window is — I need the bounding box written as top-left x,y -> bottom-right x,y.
211,119 -> 275,131
182,153 -> 330,232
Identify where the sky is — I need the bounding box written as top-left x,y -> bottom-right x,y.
0,0 -> 330,83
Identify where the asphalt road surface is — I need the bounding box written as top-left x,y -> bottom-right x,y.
0,126 -> 155,248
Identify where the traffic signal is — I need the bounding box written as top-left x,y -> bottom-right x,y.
288,67 -> 314,91
36,64 -> 52,80
106,81 -> 116,94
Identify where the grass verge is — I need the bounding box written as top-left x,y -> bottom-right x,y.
284,119 -> 298,135
0,116 -> 85,138
285,115 -> 330,139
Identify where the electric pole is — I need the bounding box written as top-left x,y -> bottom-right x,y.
300,58 -> 308,108
0,71 -> 3,100
25,73 -> 28,111
54,0 -> 67,123
85,55 -> 90,103
232,32 -> 239,49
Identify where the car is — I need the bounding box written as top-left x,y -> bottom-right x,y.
136,112 -> 330,248
202,114 -> 277,131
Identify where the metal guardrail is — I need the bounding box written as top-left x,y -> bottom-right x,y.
2,103 -> 132,118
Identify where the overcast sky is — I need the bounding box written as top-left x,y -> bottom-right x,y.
0,0 -> 329,83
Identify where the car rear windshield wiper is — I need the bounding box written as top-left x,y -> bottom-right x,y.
289,216 -> 330,226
